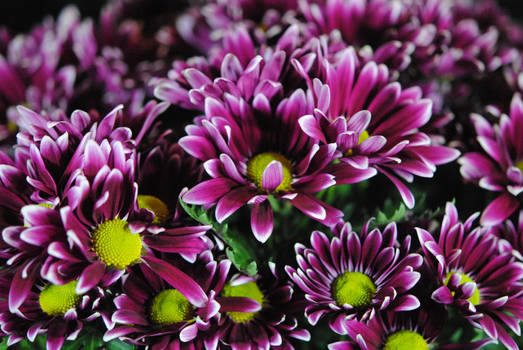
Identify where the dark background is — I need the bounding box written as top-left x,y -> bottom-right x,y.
0,0 -> 521,32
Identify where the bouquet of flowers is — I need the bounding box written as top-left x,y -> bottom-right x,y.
0,0 -> 522,349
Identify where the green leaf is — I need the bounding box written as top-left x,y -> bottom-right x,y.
106,339 -> 135,350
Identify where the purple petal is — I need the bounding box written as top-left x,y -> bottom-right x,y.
182,178 -> 238,205
251,201 -> 274,243
77,261 -> 106,294
432,286 -> 454,304
299,115 -> 327,143
261,161 -> 284,192
378,167 -> 415,209
142,255 -> 208,307
480,193 -> 519,226
216,296 -> 262,313
215,187 -> 255,223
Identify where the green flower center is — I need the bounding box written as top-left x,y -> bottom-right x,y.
445,271 -> 480,305
91,219 -> 142,270
516,160 -> 523,174
137,195 -> 169,225
221,281 -> 264,323
149,289 -> 193,327
247,152 -> 293,192
332,271 -> 376,308
383,330 -> 429,350
39,281 -> 81,316
346,130 -> 370,156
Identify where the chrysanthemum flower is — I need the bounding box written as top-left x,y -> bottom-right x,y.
43,135 -> 210,294
298,47 -> 459,208
416,202 -> 523,350
175,0 -> 298,55
285,221 -> 422,334
459,93 -> 523,226
104,251 -> 259,348
0,6 -> 81,121
208,262 -> 310,350
0,271 -> 106,350
329,306 -> 493,350
176,52 -> 377,242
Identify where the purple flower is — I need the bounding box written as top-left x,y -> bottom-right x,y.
208,262 -> 310,350
298,47 -> 460,208
417,202 -> 523,350
285,221 -> 422,334
176,0 -> 297,55
104,251 -> 248,348
177,52 -> 374,242
329,307 -> 492,350
0,271 -> 106,350
459,93 -> 523,226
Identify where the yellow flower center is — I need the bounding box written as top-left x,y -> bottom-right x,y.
445,271 -> 480,305
345,130 -> 370,156
137,195 -> 169,225
91,219 -> 142,270
39,281 -> 81,316
247,152 -> 293,192
383,330 -> 429,350
221,281 -> 264,323
516,160 -> 523,174
149,289 -> 193,327
332,271 -> 376,308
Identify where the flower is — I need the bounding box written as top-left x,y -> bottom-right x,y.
0,271 -> 106,350
298,47 -> 460,208
416,202 -> 523,350
209,262 -> 310,350
329,306 -> 493,350
285,221 -> 422,334
104,251 -> 248,348
177,52 -> 376,242
459,93 -> 523,226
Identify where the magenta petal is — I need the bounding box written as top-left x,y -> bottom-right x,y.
432,286 -> 454,304
9,262 -> 37,314
46,322 -> 67,350
289,193 -> 326,221
480,193 -> 519,226
299,115 -> 327,143
215,187 -> 255,223
251,201 -> 274,243
393,294 -> 420,311
261,161 -> 284,192
216,296 -> 262,312
77,261 -> 106,294
378,167 -> 415,209
182,178 -> 238,205
143,255 -> 208,307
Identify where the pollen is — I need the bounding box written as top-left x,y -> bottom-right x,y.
247,152 -> 293,192
516,160 -> 523,174
345,130 -> 370,156
149,289 -> 193,327
221,281 -> 264,323
137,195 -> 169,225
383,330 -> 429,350
445,271 -> 480,305
332,271 -> 376,308
39,281 -> 81,316
91,218 -> 142,270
